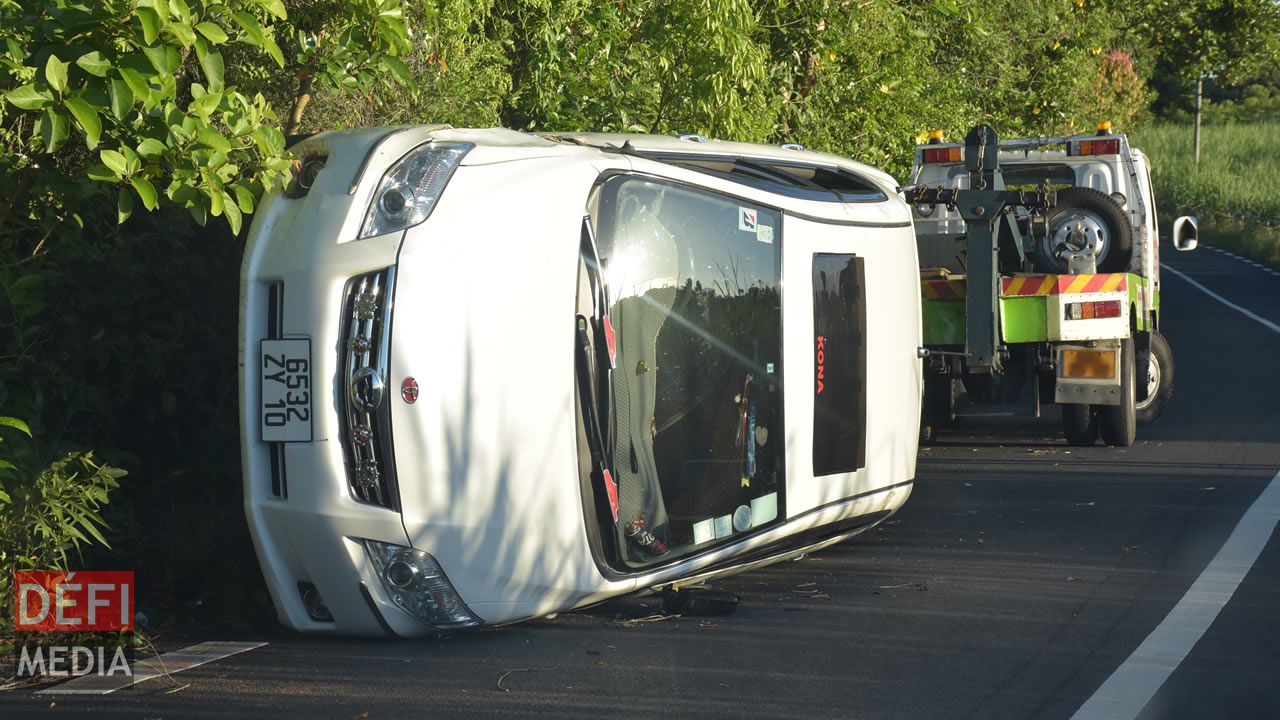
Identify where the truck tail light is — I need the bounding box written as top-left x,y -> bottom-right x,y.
1065,300 -> 1122,320
1070,138 -> 1120,156
922,146 -> 962,163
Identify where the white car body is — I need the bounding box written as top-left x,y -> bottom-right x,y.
240,126 -> 922,637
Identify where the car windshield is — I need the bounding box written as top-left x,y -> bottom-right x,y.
592,175 -> 784,569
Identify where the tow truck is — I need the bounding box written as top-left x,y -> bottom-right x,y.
905,123 -> 1198,446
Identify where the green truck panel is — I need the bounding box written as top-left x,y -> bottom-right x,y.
922,272 -> 1148,346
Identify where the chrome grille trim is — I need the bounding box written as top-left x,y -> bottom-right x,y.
340,268 -> 400,509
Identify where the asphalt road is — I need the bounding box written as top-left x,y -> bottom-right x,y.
5,241 -> 1280,719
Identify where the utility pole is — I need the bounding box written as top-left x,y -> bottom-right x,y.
1194,75 -> 1203,166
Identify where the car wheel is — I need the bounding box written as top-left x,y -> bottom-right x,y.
1062,403 -> 1098,446
1099,338 -> 1137,446
1136,331 -> 1173,425
1032,188 -> 1134,274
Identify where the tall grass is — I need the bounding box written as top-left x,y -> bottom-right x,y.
1133,123 -> 1280,266
1134,123 -> 1280,222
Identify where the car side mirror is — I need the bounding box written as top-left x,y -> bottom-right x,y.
1172,215 -> 1198,251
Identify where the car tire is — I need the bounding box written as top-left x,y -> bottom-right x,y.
1100,338 -> 1137,446
1032,187 -> 1134,274
1136,331 -> 1173,425
1062,403 -> 1098,446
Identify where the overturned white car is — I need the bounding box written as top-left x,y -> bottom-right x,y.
239,127 -> 922,636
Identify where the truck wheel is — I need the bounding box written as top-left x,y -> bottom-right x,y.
1136,331 -> 1174,425
1100,338 -> 1137,446
1032,188 -> 1134,274
1062,403 -> 1098,446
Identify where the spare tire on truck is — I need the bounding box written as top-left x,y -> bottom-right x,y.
1031,187 -> 1134,274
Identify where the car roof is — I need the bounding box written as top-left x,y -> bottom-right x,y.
548,132 -> 899,189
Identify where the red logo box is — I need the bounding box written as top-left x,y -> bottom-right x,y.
14,571 -> 134,632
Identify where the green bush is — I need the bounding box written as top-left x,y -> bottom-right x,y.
0,417 -> 124,636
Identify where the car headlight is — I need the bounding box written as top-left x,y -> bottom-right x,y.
364,540 -> 481,628
359,142 -> 473,239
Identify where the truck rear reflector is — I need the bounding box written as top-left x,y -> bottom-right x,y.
1060,349 -> 1117,380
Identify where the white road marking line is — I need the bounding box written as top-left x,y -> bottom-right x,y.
1071,472 -> 1280,720
1163,266 -> 1280,335
1072,266 -> 1280,720
35,641 -> 267,695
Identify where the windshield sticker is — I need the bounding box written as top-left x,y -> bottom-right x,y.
713,514 -> 733,538
751,492 -> 778,527
738,207 -> 758,232
757,223 -> 774,244
692,518 -> 715,545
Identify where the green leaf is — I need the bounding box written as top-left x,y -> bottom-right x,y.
0,417 -> 31,436
5,84 -> 53,110
39,107 -> 69,152
118,67 -> 151,99
262,35 -> 285,68
232,12 -> 266,47
108,77 -> 133,120
45,55 -> 69,93
197,126 -> 231,152
232,183 -> 256,213
86,163 -> 116,181
118,186 -> 134,223
222,192 -> 243,234
100,149 -> 129,177
192,90 -> 221,118
120,145 -> 142,174
137,6 -> 161,44
207,186 -> 225,216
131,177 -> 158,210
195,21 -> 229,44
169,183 -> 196,203
137,137 -> 166,158
141,44 -> 180,74
197,42 -> 224,92
257,0 -> 287,20
167,21 -> 197,47
384,56 -> 411,85
63,95 -> 102,149
75,51 -> 111,77
188,199 -> 208,225
169,0 -> 192,23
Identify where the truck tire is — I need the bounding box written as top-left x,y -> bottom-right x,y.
1062,403 -> 1098,446
1136,330 -> 1174,425
1032,188 -> 1134,274
1100,338 -> 1137,446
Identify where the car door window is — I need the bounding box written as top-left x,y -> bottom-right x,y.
593,175 -> 784,569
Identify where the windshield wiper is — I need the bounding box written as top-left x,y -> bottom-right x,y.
575,216 -> 619,523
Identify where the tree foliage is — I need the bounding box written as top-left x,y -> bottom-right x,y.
0,0 -> 412,244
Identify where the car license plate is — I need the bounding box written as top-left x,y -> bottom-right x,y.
261,338 -> 313,442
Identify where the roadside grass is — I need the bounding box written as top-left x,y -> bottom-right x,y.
1133,123 -> 1280,268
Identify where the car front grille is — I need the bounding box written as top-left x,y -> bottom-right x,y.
340,268 -> 400,510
